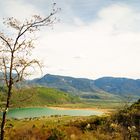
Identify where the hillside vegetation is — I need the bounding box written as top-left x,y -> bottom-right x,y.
0,86 -> 125,109
0,87 -> 80,108
0,86 -> 131,109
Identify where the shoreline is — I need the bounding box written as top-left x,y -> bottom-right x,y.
7,106 -> 116,115
48,106 -> 115,114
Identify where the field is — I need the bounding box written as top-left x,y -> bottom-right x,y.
2,115 -> 123,140
54,99 -> 125,109
3,99 -> 140,140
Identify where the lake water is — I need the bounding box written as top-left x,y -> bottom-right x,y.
7,107 -> 103,119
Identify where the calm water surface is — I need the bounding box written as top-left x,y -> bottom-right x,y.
7,107 -> 103,119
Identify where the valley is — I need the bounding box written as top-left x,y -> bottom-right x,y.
0,74 -> 140,139
1,74 -> 139,113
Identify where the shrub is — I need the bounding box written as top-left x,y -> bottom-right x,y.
47,128 -> 66,140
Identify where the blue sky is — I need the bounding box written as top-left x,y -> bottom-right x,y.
22,0 -> 140,23
0,0 -> 140,79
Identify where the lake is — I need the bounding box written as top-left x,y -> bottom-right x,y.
7,107 -> 103,119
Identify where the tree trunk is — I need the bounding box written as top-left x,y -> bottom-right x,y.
0,87 -> 11,140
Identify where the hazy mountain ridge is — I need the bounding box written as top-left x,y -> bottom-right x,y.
94,77 -> 140,96
31,74 -> 107,93
30,74 -> 140,99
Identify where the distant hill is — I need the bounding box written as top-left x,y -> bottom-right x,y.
31,74 -> 96,93
94,77 -> 140,96
30,74 -> 140,100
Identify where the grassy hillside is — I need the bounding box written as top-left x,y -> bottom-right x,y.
0,86 -> 127,109
0,87 -> 80,108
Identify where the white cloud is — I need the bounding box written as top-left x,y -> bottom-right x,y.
1,1 -> 140,79
32,4 -> 140,79
0,0 -> 44,33
0,0 -> 43,20
97,4 -> 140,33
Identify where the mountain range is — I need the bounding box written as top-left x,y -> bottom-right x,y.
30,74 -> 140,100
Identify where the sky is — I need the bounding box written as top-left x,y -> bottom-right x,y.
0,0 -> 140,79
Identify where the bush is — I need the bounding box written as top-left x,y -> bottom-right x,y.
47,128 -> 66,140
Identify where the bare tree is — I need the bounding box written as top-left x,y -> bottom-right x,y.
0,3 -> 59,140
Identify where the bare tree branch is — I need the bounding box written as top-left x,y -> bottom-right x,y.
0,35 -> 12,51
0,4 -> 59,139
